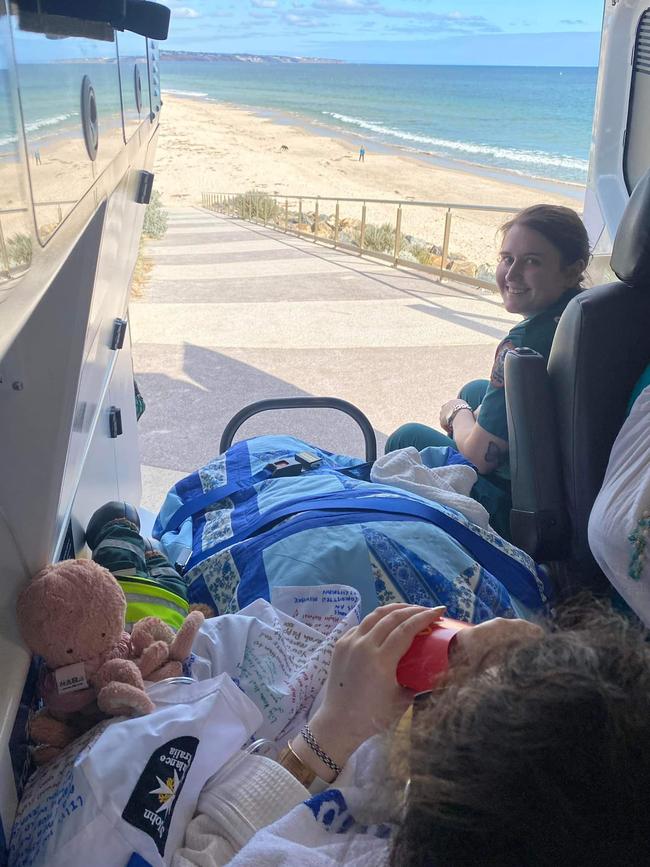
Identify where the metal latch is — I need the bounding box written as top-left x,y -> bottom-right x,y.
136,171 -> 155,205
109,406 -> 123,438
111,318 -> 128,350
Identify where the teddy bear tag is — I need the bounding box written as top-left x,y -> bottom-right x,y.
54,662 -> 89,694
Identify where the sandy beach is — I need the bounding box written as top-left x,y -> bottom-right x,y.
153,94 -> 582,267
0,93 -> 584,272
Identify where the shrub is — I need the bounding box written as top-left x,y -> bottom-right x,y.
142,190 -> 168,239
231,190 -> 279,222
352,221 -> 395,253
5,232 -> 32,268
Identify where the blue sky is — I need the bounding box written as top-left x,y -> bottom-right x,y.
164,0 -> 603,65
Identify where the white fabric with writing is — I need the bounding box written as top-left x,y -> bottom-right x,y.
191,584 -> 362,746
9,675 -> 262,867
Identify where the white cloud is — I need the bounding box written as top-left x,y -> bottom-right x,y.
252,0 -> 278,7
173,6 -> 201,18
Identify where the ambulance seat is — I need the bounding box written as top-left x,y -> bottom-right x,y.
504,168 -> 650,598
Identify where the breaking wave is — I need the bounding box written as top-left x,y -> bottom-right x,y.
322,111 -> 589,174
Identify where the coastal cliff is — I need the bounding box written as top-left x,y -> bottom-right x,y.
160,51 -> 343,64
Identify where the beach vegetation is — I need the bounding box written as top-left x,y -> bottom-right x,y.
476,262 -> 497,283
5,232 -> 32,268
143,190 -> 168,239
131,190 -> 168,297
232,190 -> 280,223
353,222 -> 395,254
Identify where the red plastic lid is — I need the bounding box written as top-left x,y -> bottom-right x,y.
396,617 -> 470,693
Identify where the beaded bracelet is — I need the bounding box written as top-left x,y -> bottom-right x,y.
300,723 -> 343,775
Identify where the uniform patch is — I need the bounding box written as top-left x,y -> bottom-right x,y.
489,339 -> 517,388
122,736 -> 198,856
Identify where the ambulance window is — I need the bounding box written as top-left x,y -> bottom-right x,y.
0,3 -> 31,296
116,31 -> 150,141
624,10 -> 650,193
9,5 -> 124,242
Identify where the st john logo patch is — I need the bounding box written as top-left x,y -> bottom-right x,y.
122,736 -> 198,855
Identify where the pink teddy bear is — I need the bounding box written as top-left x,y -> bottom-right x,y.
17,559 -> 204,763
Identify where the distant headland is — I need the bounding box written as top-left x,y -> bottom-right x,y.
159,50 -> 343,65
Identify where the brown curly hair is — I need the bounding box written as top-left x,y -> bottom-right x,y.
391,604 -> 650,866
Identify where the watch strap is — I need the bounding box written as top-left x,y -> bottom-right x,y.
446,401 -> 472,428
277,743 -> 317,787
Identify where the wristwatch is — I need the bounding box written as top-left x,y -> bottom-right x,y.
277,743 -> 317,787
443,401 -> 472,431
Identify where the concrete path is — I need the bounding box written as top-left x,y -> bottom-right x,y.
130,207 -> 517,512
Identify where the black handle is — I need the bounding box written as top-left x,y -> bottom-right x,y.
219,397 -> 377,462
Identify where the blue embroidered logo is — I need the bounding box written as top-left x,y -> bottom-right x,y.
305,789 -> 355,834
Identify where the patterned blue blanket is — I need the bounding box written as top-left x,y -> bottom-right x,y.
154,435 -> 550,621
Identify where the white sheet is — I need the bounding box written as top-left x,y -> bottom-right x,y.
181,738 -> 396,867
371,447 -> 489,528
589,386 -> 650,624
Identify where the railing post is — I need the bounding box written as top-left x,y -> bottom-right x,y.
264,196 -> 268,226
314,199 -> 319,241
299,197 -> 303,226
285,199 -> 289,231
393,204 -> 402,266
334,201 -> 340,247
360,202 -> 366,254
441,207 -> 452,275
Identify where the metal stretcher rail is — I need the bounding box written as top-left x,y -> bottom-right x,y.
219,397 -> 378,462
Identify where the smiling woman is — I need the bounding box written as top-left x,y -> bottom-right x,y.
385,204 -> 590,539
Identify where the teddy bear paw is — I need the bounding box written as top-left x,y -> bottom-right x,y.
146,660 -> 183,683
97,682 -> 155,717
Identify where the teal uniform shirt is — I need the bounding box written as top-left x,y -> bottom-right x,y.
477,289 -> 579,448
627,362 -> 650,414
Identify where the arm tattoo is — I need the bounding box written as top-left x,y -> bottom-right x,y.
484,441 -> 502,466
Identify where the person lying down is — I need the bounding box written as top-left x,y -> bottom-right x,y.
174,602 -> 650,867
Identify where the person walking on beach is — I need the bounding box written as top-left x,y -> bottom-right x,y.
359,145 -> 365,162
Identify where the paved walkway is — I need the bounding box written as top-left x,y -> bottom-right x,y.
130,207 -> 517,512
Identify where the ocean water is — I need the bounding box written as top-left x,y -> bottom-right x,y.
160,62 -> 597,184
1,62 -> 597,184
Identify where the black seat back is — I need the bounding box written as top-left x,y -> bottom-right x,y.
505,169 -> 650,596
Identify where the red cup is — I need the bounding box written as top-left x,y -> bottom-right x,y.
396,617 -> 471,692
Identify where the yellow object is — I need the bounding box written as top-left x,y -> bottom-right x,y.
117,576 -> 189,632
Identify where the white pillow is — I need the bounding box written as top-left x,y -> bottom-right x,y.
589,386 -> 650,624
9,675 -> 262,867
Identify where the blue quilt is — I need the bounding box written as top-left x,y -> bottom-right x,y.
154,435 -> 550,621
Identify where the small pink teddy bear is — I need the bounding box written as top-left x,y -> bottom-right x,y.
17,559 -> 204,763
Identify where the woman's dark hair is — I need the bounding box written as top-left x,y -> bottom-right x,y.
391,605 -> 650,866
500,204 -> 590,276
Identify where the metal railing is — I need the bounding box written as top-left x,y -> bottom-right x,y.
201,191 -> 522,291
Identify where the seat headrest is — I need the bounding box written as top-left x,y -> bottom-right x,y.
610,168 -> 650,286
